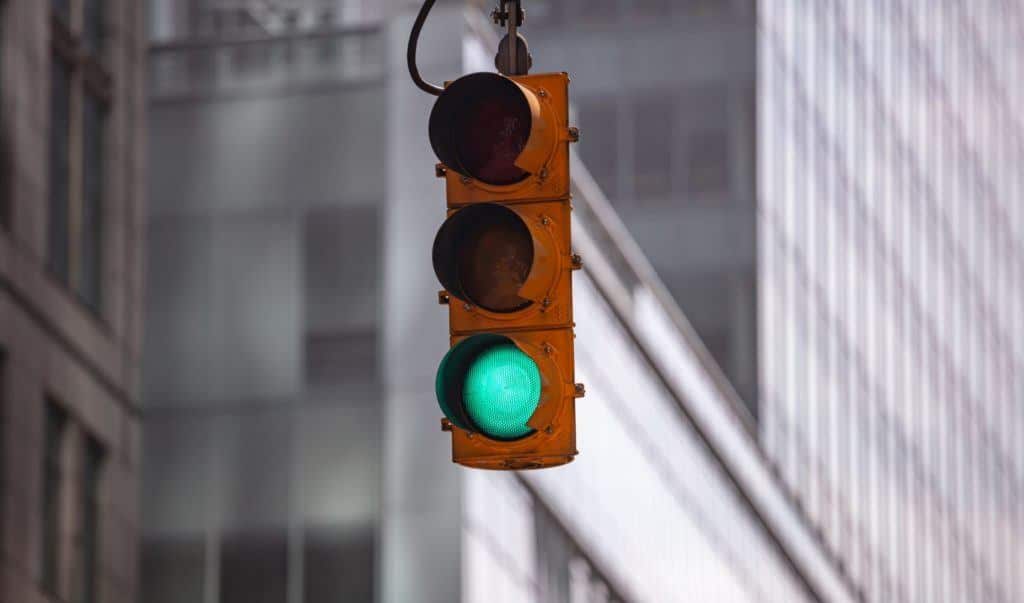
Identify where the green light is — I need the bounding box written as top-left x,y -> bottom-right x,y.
463,344 -> 541,439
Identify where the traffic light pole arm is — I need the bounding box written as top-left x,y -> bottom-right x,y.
407,0 -> 444,96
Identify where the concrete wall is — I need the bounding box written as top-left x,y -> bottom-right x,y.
142,17 -> 388,603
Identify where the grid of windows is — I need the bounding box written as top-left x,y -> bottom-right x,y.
761,2 -> 1024,601
47,0 -> 110,314
576,86 -> 741,206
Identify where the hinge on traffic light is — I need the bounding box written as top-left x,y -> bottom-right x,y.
493,0 -> 531,76
490,0 -> 524,27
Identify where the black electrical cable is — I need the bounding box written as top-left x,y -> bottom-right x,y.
407,0 -> 444,96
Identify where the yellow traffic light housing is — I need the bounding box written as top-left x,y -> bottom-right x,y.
432,72 -> 574,205
429,70 -> 581,470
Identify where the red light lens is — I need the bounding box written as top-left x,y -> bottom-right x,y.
453,89 -> 531,185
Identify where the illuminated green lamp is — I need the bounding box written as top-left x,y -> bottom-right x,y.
436,335 -> 541,440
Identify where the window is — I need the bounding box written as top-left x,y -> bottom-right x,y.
633,95 -> 674,200
0,10 -> 8,232
41,401 -> 67,593
577,99 -> 620,199
220,530 -> 288,603
303,526 -> 375,603
303,207 -> 380,387
0,350 -> 5,548
77,437 -> 104,603
41,398 -> 106,601
48,0 -> 111,314
48,59 -> 72,284
685,128 -> 729,196
679,85 -> 731,200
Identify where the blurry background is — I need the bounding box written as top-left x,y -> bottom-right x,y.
0,1 -> 1021,602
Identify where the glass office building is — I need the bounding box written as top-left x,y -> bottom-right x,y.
760,2 -> 1024,602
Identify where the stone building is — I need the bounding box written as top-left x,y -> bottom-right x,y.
0,1 -> 146,602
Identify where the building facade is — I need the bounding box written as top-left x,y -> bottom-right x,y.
525,0 -> 760,418
0,1 -> 146,603
760,2 -> 1024,602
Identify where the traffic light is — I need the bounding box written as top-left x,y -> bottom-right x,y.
430,71 -> 582,470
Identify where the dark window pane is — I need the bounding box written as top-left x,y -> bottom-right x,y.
633,95 -> 674,200
52,0 -> 70,22
220,530 -> 288,603
686,129 -> 729,197
303,525 -> 375,603
48,60 -> 71,284
577,99 -> 619,199
305,331 -> 377,387
78,438 -> 104,603
77,438 -> 104,601
84,0 -> 104,54
303,206 -> 379,335
141,538 -> 207,603
41,401 -> 67,592
1,122 -> 10,230
0,350 -> 4,549
80,94 -> 105,313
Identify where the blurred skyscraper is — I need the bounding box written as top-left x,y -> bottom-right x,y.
524,0 -> 760,419
0,1 -> 147,603
760,2 -> 1024,602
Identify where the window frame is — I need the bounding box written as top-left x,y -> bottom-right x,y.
76,436 -> 105,603
48,0 -> 112,316
40,400 -> 68,595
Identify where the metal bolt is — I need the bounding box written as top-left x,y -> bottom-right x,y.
541,297 -> 551,307
571,254 -> 583,270
538,88 -> 548,98
544,426 -> 554,435
460,175 -> 471,185
441,418 -> 453,432
463,302 -> 472,311
568,126 -> 580,142
542,343 -> 554,355
574,383 -> 586,398
538,167 -> 549,180
466,432 -> 475,439
435,163 -> 447,178
540,216 -> 551,226
438,291 -> 450,305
